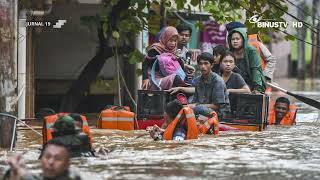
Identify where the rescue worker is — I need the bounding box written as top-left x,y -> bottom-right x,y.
44,115 -> 94,157
4,141 -> 81,180
269,97 -> 297,126
148,100 -> 183,140
148,99 -> 198,141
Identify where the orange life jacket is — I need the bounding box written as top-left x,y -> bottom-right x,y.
163,107 -> 198,140
198,111 -> 219,135
43,113 -> 92,144
98,106 -> 135,130
268,103 -> 297,126
248,34 -> 266,70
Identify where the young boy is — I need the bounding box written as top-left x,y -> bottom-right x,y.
189,52 -> 230,119
212,45 -> 227,74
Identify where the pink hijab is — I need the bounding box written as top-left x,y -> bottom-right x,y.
148,26 -> 179,55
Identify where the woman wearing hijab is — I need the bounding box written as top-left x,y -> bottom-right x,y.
141,26 -> 186,90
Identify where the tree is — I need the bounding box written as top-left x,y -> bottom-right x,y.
297,1 -> 307,80
60,0 -> 288,112
0,0 -> 18,147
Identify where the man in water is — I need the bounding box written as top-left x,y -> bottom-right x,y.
43,115 -> 94,157
4,141 -> 81,180
269,97 -> 297,126
148,100 -> 184,141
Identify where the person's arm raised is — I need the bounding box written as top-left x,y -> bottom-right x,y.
228,85 -> 251,94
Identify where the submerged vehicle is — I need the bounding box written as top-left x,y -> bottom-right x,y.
136,90 -> 269,132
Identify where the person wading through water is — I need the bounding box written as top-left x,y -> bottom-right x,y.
148,99 -> 198,141
4,141 -> 81,180
42,115 -> 94,157
269,97 -> 297,126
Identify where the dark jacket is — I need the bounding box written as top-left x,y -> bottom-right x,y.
44,134 -> 94,158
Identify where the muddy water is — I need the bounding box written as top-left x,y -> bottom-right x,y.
1,78 -> 320,180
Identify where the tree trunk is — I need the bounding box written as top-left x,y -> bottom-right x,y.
297,2 -> 306,80
317,22 -> 320,77
0,0 -> 18,148
311,0 -> 319,78
59,1 -> 132,112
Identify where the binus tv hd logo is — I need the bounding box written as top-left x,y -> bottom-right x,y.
248,14 -> 303,29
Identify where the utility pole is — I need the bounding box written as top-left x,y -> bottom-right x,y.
0,0 -> 18,148
311,0 -> 319,78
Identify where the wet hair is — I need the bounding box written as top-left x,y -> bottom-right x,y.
176,24 -> 192,34
219,50 -> 236,64
275,97 -> 290,106
212,45 -> 227,57
165,99 -> 183,119
197,52 -> 214,65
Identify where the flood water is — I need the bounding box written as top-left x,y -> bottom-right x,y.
1,78 -> 320,180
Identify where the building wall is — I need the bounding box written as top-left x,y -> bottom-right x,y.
33,2 -> 118,113
34,3 -> 116,80
272,1 -> 297,78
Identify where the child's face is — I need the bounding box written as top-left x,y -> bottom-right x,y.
213,54 -> 221,65
166,36 -> 178,50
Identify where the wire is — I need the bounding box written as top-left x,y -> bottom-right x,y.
283,0 -> 320,22
266,0 -> 319,34
279,29 -> 320,48
235,1 -> 320,48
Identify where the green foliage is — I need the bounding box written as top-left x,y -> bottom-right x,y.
136,68 -> 143,76
98,0 -> 288,39
128,49 -> 144,64
284,33 -> 296,41
96,0 -> 288,65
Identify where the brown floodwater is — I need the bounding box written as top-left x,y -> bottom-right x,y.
1,78 -> 320,180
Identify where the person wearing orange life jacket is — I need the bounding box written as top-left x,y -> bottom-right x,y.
46,115 -> 95,157
226,22 -> 276,82
69,113 -> 92,143
43,113 -> 92,144
269,97 -> 297,126
147,99 -> 198,141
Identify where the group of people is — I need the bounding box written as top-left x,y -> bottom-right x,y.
4,114 -> 95,180
3,22 -> 297,179
143,22 -> 297,140
142,22 -> 274,117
